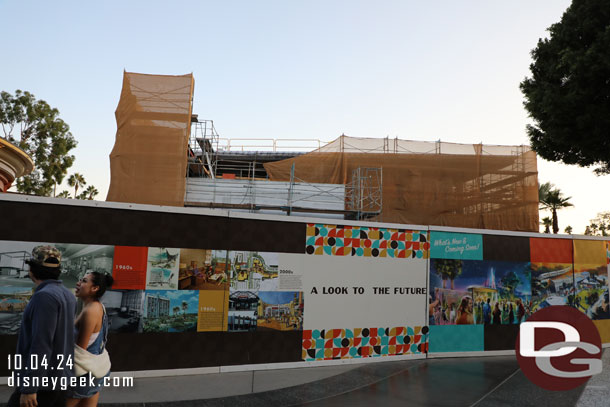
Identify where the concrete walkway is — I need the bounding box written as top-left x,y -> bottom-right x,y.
1,352 -> 609,406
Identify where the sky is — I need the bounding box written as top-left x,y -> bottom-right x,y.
1,0 -> 608,234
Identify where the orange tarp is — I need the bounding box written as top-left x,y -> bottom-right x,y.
264,137 -> 539,231
106,71 -> 194,206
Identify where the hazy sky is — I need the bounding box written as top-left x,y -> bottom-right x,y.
1,0 -> 608,234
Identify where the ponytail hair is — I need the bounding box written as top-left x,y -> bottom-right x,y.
89,272 -> 114,299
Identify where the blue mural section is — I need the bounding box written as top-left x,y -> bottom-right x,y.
428,325 -> 484,353
430,232 -> 483,260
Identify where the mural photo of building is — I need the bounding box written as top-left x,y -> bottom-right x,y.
142,290 -> 198,333
228,290 -> 259,332
146,247 -> 180,290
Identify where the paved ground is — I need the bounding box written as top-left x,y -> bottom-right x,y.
1,351 -> 609,406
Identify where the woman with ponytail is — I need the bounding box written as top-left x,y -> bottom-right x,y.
66,271 -> 114,407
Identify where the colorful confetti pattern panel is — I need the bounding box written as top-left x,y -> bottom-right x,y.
305,224 -> 430,259
302,326 -> 429,361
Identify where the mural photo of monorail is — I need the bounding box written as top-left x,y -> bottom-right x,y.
530,262 -> 574,313
145,247 -> 180,290
228,290 -> 303,332
229,251 -> 279,291
429,259 -> 531,325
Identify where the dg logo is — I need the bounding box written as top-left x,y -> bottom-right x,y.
516,305 -> 602,391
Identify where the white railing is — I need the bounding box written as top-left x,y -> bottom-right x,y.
217,138 -> 328,152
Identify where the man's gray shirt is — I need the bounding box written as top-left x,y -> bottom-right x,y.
16,279 -> 76,393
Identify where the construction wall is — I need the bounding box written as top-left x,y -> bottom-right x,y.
0,195 -> 608,377
106,71 -> 194,206
264,136 -> 539,232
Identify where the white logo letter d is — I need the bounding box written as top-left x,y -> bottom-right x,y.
520,321 -> 579,357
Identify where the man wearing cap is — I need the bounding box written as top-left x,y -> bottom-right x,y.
8,246 -> 76,407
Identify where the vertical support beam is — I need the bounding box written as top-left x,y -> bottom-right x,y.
287,163 -> 295,216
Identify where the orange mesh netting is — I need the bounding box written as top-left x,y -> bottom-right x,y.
264,136 -> 539,232
106,71 -> 194,206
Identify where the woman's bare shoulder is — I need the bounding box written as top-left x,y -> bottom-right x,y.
82,301 -> 104,319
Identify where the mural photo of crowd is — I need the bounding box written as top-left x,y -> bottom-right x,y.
228,290 -> 303,332
429,259 -> 532,325
257,291 -> 303,331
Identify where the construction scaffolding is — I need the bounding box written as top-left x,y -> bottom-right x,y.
345,168 -> 383,220
188,118 -> 219,179
264,135 -> 539,232
185,123 -> 382,219
105,73 -> 536,230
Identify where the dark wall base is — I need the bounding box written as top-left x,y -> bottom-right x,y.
484,325 -> 520,351
0,331 -> 303,376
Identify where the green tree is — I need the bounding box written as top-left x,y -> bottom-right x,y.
520,0 -> 610,174
181,301 -> 188,315
531,275 -> 550,298
56,191 -> 71,199
539,187 -> 573,234
0,90 -> 77,195
541,216 -> 552,234
433,259 -> 462,289
83,185 -> 99,200
538,181 -> 553,202
68,173 -> 86,198
564,225 -> 573,234
500,271 -> 521,299
585,211 -> 610,235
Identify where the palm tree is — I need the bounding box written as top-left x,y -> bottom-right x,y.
56,191 -> 71,199
433,259 -> 462,289
540,188 -> 573,234
564,226 -> 573,235
84,185 -> 99,200
67,173 -> 86,198
541,217 -> 552,234
538,181 -> 553,202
